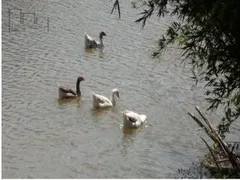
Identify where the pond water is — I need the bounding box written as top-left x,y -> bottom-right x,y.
2,0 -> 239,178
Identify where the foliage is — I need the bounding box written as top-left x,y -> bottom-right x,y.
111,0 -> 240,138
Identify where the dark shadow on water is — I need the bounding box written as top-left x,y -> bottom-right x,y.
169,162 -> 212,179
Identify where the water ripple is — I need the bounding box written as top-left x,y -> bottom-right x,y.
2,0 -> 226,178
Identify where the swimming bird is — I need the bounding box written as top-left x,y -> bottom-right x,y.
58,76 -> 85,99
92,89 -> 119,109
123,110 -> 147,128
85,31 -> 107,49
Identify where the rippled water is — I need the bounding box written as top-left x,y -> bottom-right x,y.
2,0 -> 239,178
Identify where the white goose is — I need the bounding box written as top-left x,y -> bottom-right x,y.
123,110 -> 147,128
92,89 -> 120,109
85,31 -> 107,49
58,76 -> 85,99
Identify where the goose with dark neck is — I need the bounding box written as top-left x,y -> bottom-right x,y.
85,31 -> 107,49
58,76 -> 85,99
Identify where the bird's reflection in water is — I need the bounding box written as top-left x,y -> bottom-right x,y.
122,124 -> 145,134
84,47 -> 105,58
120,126 -> 139,156
84,48 -> 95,53
57,97 -> 81,106
98,48 -> 105,58
122,126 -> 137,135
91,107 -> 111,117
110,105 -> 119,113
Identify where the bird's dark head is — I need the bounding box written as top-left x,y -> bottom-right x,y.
77,76 -> 85,82
100,31 -> 107,38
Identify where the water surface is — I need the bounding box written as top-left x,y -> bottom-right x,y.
2,0 -> 239,178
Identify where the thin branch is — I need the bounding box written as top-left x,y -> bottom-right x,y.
187,112 -> 216,142
111,0 -> 121,19
200,137 -> 220,169
195,106 -> 214,132
134,1 -> 154,28
216,158 -> 230,163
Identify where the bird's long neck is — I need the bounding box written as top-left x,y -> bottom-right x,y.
111,92 -> 116,105
99,34 -> 104,47
99,37 -> 103,47
76,80 -> 81,96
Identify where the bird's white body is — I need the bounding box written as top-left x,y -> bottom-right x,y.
92,89 -> 119,109
85,31 -> 106,49
123,110 -> 147,128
